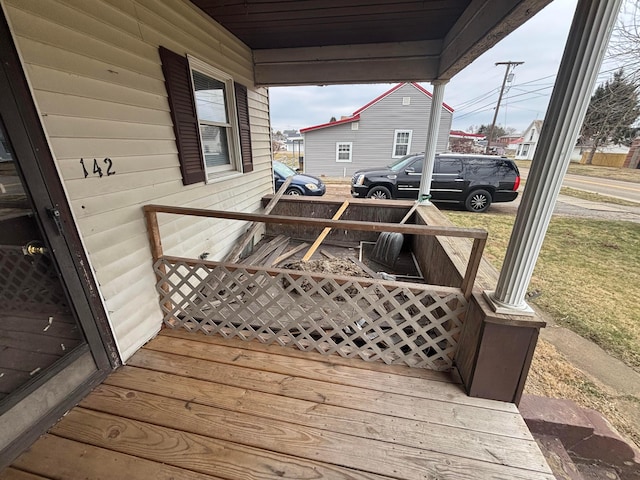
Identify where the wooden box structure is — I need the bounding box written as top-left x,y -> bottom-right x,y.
144,198 -> 544,404
144,200 -> 487,372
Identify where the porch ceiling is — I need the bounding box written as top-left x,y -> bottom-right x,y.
191,0 -> 553,85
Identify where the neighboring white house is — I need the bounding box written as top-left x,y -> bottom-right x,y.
515,120 -> 543,160
300,83 -> 454,177
285,135 -> 304,153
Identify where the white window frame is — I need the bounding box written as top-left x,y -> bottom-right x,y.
336,142 -> 353,163
351,122 -> 359,131
392,129 -> 412,158
188,55 -> 242,180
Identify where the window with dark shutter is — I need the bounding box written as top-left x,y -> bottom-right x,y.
159,46 -> 205,185
159,46 -> 253,183
234,82 -> 253,173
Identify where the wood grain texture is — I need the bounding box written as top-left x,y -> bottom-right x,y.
0,468 -> 50,480
10,434 -> 218,480
127,348 -> 531,438
302,200 -> 349,261
161,328 -> 451,381
6,333 -> 552,479
86,381 -> 549,472
144,335 -> 494,408
52,408 -> 394,480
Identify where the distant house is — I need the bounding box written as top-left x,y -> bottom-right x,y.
300,83 -> 454,176
448,130 -> 485,153
285,135 -> 304,153
497,134 -> 522,147
515,120 -> 543,160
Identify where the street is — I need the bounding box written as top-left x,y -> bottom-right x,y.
324,169 -> 640,223
562,173 -> 640,203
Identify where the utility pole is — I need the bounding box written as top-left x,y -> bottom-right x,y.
485,61 -> 523,154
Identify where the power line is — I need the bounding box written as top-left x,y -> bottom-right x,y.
486,61 -> 524,153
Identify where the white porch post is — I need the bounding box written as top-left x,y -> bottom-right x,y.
486,0 -> 623,313
418,80 -> 448,202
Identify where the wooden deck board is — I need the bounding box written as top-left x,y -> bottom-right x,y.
3,330 -> 553,480
11,435 -> 220,480
161,328 -> 455,382
0,469 -> 48,480
128,349 -> 531,438
146,333 -> 516,411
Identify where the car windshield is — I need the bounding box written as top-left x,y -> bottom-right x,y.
273,161 -> 296,177
387,154 -> 421,172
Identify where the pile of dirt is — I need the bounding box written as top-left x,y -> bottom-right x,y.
282,258 -> 369,277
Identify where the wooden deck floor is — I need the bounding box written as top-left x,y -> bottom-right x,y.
2,329 -> 553,479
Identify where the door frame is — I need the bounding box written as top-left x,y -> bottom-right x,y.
0,8 -> 118,466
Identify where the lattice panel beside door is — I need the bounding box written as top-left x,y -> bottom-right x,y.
0,246 -> 68,312
155,258 -> 468,371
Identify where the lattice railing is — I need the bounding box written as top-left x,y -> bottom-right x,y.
156,256 -> 468,370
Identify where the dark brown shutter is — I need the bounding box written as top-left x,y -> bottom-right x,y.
234,82 -> 253,173
159,46 -> 205,185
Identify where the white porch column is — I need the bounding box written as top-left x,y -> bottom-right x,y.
418,80 -> 448,202
486,0 -> 623,313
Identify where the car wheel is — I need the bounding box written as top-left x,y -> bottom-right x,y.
465,189 -> 492,212
285,187 -> 302,196
366,186 -> 392,200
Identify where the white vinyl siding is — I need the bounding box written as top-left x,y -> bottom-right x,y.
3,0 -> 273,360
336,142 -> 353,162
393,129 -> 412,157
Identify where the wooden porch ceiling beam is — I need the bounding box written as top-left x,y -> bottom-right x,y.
253,40 -> 441,86
438,0 -> 553,80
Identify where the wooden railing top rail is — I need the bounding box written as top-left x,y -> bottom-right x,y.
143,204 -> 488,240
143,203 -> 488,299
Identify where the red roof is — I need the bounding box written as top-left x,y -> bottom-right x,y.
300,114 -> 360,133
301,83 -> 454,133
450,130 -> 485,138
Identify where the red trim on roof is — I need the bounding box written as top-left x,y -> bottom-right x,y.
410,83 -> 455,113
300,114 -> 361,133
352,83 -> 405,114
301,82 -> 455,133
353,82 -> 454,115
450,130 -> 485,138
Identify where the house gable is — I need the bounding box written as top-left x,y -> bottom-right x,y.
516,120 -> 544,160
302,83 -> 453,176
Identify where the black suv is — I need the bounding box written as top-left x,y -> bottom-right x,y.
351,153 -> 520,212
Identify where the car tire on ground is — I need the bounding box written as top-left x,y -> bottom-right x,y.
285,187 -> 302,196
465,189 -> 492,212
366,186 -> 392,200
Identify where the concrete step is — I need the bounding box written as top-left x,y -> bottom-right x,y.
533,434 -> 583,480
520,395 -> 640,480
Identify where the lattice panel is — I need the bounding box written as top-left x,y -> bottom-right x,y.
155,258 -> 468,371
0,246 -> 68,312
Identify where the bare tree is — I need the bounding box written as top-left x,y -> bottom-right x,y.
580,69 -> 640,164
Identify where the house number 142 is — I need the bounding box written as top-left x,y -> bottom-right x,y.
80,158 -> 115,178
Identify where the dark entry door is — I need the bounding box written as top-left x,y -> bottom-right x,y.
0,14 -> 114,468
0,121 -> 86,396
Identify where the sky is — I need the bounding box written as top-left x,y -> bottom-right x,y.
268,0 -> 613,135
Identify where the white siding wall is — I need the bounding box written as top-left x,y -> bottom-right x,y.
2,0 -> 273,360
304,83 -> 452,177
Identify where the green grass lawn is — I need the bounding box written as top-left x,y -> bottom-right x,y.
445,211 -> 640,370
